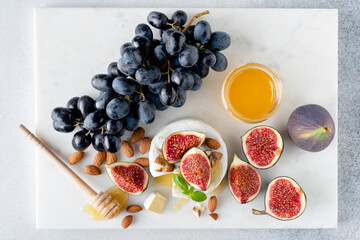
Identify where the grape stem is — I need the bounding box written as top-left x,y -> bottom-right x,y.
166,20 -> 180,30
182,10 -> 210,34
167,60 -> 171,83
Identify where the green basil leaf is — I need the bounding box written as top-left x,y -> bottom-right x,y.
173,174 -> 189,192
182,190 -> 190,195
190,191 -> 207,202
189,186 -> 194,194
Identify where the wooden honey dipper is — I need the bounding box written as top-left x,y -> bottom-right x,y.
19,124 -> 121,219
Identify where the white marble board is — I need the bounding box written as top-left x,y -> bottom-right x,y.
35,8 -> 338,229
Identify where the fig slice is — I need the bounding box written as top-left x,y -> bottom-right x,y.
162,131 -> 206,164
105,162 -> 149,196
228,154 -> 261,204
253,176 -> 306,220
242,126 -> 283,169
180,147 -> 211,191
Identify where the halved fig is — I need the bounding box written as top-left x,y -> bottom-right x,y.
180,147 -> 211,191
162,131 -> 206,164
242,126 -> 283,169
253,176 -> 306,220
228,154 -> 261,204
105,162 -> 149,195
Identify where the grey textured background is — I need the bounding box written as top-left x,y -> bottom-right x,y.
0,0 -> 359,239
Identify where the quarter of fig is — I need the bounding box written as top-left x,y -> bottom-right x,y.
253,176 -> 306,220
228,154 -> 261,204
162,131 -> 206,164
242,126 -> 283,169
105,162 -> 149,195
180,147 -> 211,191
287,104 -> 335,152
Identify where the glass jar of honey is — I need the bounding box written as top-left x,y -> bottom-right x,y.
222,63 -> 283,123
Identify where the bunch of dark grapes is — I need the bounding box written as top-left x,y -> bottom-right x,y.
51,10 -> 230,154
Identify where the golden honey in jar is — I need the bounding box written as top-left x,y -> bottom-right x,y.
222,63 -> 282,123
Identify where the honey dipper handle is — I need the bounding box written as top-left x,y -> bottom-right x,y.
18,124 -> 98,198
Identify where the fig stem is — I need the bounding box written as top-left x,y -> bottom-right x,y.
252,209 -> 266,215
323,127 -> 331,134
182,10 -> 210,34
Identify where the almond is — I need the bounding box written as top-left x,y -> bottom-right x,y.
211,152 -> 223,160
84,165 -> 101,175
126,205 -> 143,213
106,152 -> 118,164
208,196 -> 217,213
122,140 -> 134,158
134,157 -> 149,167
192,206 -> 201,218
205,138 -> 221,150
210,159 -> 216,168
155,166 -> 163,172
93,151 -> 106,166
154,156 -> 165,166
209,213 -> 218,221
69,151 -> 85,165
164,163 -> 175,172
121,215 -> 133,229
130,127 -> 145,143
139,137 -> 152,155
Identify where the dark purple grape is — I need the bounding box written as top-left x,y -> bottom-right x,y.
138,101 -> 156,124
135,65 -> 161,85
118,127 -> 126,137
66,97 -> 79,110
151,45 -> 167,67
169,56 -> 181,69
112,76 -> 136,96
149,92 -> 168,111
117,58 -> 137,76
53,121 -> 75,133
120,42 -> 132,55
103,134 -> 121,153
194,20 -> 211,44
172,10 -> 187,26
190,72 -> 202,91
191,62 -> 209,78
77,96 -> 96,118
91,74 -> 114,92
135,23 -> 153,41
72,130 -> 92,151
159,82 -> 177,106
106,97 -> 130,120
51,107 -> 76,126
147,11 -> 169,29
132,35 -> 152,58
212,52 -> 228,72
151,39 -> 162,48
205,31 -> 231,51
178,45 -> 199,68
107,62 -> 123,77
149,75 -> 167,94
83,110 -> 107,131
95,91 -> 118,110
124,104 -> 139,131
92,131 -> 105,152
172,88 -> 186,108
121,46 -> 145,69
104,119 -> 123,135
185,25 -> 196,44
199,48 -> 216,68
166,31 -> 186,56
171,68 -> 194,90
161,29 -> 175,43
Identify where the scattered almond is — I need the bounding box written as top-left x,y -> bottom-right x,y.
130,127 -> 145,143
208,196 -> 217,213
93,151 -> 106,166
69,151 -> 85,165
155,166 -> 163,172
134,157 -> 149,167
84,165 -> 101,175
205,138 -> 221,150
139,137 -> 152,155
192,206 -> 201,218
126,205 -> 143,213
154,156 -> 165,166
211,152 -> 223,160
106,152 -> 118,164
121,215 -> 133,229
163,163 -> 175,172
157,149 -> 163,157
209,213 -> 218,221
210,159 -> 216,168
122,140 -> 134,158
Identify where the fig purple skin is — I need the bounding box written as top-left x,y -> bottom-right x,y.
287,104 -> 335,152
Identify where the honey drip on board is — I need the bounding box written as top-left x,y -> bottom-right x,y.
154,173 -> 173,186
82,185 -> 128,220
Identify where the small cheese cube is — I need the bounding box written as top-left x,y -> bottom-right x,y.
144,192 -> 168,214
